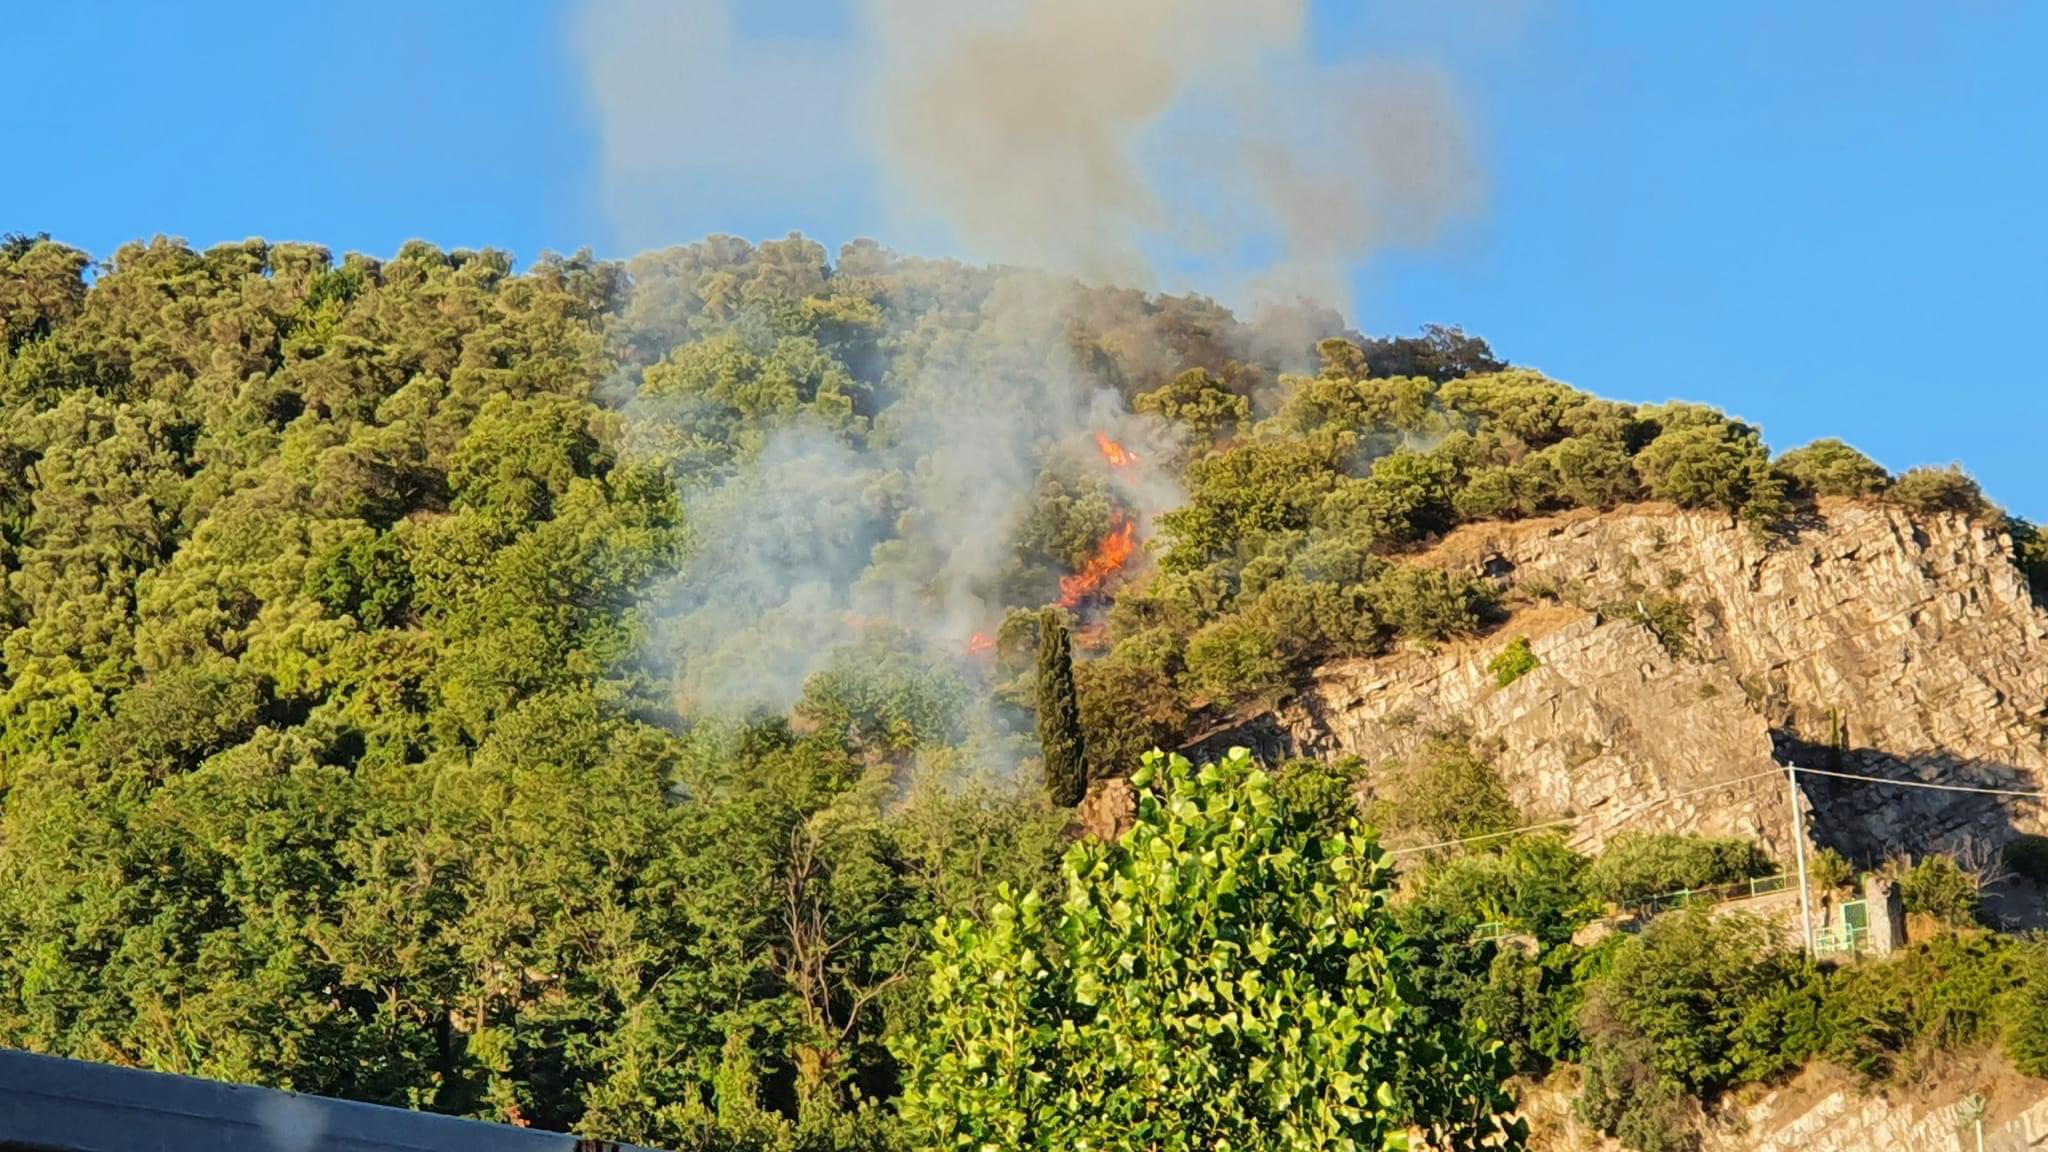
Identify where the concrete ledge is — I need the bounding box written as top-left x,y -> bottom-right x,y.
0,1048 -> 656,1152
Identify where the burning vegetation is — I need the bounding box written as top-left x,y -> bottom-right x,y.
1059,509 -> 1139,608
1094,429 -> 1139,470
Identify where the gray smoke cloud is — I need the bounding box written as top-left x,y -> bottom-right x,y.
573,0 -> 863,250
860,0 -> 1482,307
580,0 -> 1488,731
642,270 -> 1181,727
576,0 -> 1484,310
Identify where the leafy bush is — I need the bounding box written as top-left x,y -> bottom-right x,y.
1774,438 -> 1890,499
1240,576 -> 1383,663
1728,976 -> 1830,1085
1886,464 -> 1990,516
1074,652 -> 1189,775
1453,464 -> 1536,521
1531,434 -> 1641,510
2000,939 -> 2048,1078
1271,755 -> 1364,834
1823,933 -> 2019,1081
1317,449 -> 1459,546
1182,615 -> 1288,705
1893,854 -> 1985,927
1468,943 -> 1601,1078
1632,419 -> 1787,526
1585,833 -> 1768,905
2007,517 -> 2048,597
1370,734 -> 1521,847
305,528 -> 414,628
1577,910 -> 1809,1149
1608,594 -> 1695,658
1809,846 -> 1856,893
1368,564 -> 1496,642
1403,833 -> 1597,947
895,749 -> 1524,1152
1132,367 -> 1252,443
1488,635 -> 1539,687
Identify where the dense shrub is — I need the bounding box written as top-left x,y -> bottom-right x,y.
1894,854 -> 1985,927
1369,565 -> 1496,642
1632,417 -> 1787,525
1155,437 -> 1348,573
1453,464 -> 1536,521
1403,833 -> 1597,946
1469,944 -> 1601,1078
1609,593 -> 1695,658
1132,367 -> 1251,443
1488,635 -> 1539,686
2008,517 -> 2048,598
1532,434 -> 1641,510
1182,615 -> 1288,704
1317,449 -> 1459,546
1074,653 -> 1189,775
1239,576 -> 1383,663
1585,833 -> 1768,905
1774,438 -> 1890,499
2000,939 -> 2048,1078
1271,755 -> 1364,834
1370,734 -> 1521,847
1886,464 -> 1990,516
305,528 -> 414,628
1577,911 -> 1809,1149
1823,933 -> 2019,1080
1809,846 -> 1856,893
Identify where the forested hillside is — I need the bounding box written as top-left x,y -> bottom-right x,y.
3,231 -> 2045,1151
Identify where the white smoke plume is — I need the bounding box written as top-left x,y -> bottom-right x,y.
579,0 -> 1489,729
576,0 -> 1485,310
640,268 -> 1182,722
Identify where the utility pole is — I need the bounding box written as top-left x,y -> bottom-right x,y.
1787,762 -> 1816,956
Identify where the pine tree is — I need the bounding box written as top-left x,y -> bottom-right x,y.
1036,607 -> 1088,807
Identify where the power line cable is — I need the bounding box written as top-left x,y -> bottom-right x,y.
1387,768 -> 1785,857
1387,759 -> 2047,860
1788,764 -> 2047,799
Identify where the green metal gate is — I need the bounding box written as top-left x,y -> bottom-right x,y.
1814,898 -> 1869,956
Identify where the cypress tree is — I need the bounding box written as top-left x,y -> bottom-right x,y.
1036,607 -> 1088,807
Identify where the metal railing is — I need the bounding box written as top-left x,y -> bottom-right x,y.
1618,872 -> 1790,916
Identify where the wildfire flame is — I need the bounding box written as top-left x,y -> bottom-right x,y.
1059,510 -> 1139,607
966,631 -> 996,655
1094,430 -> 1139,470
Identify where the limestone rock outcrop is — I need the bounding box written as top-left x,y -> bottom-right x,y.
1179,502 -> 2048,861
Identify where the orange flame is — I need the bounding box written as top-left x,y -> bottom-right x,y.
1059,511 -> 1139,607
1094,430 -> 1139,470
966,631 -> 996,655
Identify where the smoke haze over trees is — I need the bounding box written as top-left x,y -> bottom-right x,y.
1,229 -> 2043,1149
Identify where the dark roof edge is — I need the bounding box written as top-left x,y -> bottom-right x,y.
0,1048 -> 659,1152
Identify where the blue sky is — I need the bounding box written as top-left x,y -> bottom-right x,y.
10,2 -> 2046,514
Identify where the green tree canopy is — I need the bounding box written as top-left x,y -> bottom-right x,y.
896,749 -> 1524,1152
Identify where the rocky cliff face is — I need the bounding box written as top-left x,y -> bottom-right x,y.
1526,1057 -> 2048,1152
1180,502 -> 2048,862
